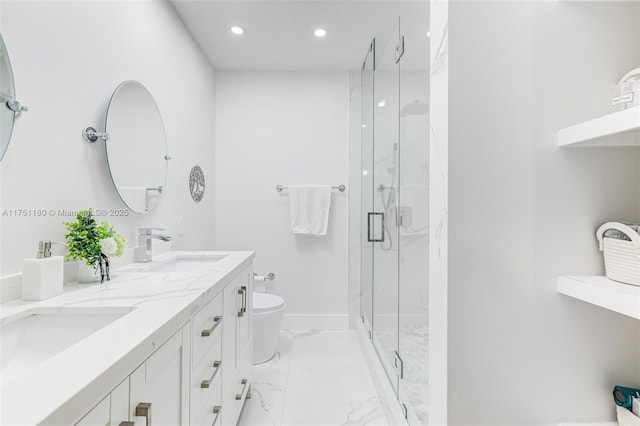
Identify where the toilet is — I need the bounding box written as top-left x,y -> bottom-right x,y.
252,292 -> 286,364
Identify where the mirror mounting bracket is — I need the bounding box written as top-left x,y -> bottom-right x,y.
82,127 -> 110,143
5,98 -> 28,118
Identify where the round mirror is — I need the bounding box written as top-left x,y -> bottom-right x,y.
105,81 -> 168,214
0,33 -> 17,161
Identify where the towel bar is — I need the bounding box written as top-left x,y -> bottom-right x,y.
276,184 -> 345,193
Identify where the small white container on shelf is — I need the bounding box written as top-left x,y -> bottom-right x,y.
596,222 -> 640,287
22,241 -> 63,301
611,67 -> 640,111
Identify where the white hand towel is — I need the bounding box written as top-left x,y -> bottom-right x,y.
288,185 -> 332,235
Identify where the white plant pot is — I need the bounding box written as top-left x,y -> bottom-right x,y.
77,261 -> 101,283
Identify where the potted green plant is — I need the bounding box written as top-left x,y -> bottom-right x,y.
64,209 -> 126,283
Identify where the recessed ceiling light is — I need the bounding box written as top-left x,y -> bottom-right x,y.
377,100 -> 386,108
230,26 -> 245,35
427,31 -> 431,38
361,124 -> 367,128
313,28 -> 328,38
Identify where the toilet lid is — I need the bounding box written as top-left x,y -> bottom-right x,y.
253,292 -> 285,313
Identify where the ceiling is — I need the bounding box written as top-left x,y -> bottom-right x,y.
169,0 -> 429,71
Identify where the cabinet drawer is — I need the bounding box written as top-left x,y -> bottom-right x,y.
192,291 -> 223,369
221,376 -> 251,426
194,385 -> 222,426
191,338 -> 222,424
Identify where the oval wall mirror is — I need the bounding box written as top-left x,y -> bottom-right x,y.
105,81 -> 168,214
0,33 -> 17,161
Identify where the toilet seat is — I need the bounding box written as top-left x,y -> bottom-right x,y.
253,292 -> 285,313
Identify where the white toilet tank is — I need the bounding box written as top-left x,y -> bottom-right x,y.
252,292 -> 285,364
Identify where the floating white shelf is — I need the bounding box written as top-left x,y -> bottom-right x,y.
558,106 -> 640,147
557,276 -> 640,320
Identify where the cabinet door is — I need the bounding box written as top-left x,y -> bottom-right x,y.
75,396 -> 109,426
220,269 -> 253,426
110,378 -> 130,426
130,326 -> 190,426
221,277 -> 240,426
75,378 -> 129,426
237,265 -> 253,365
222,277 -> 239,393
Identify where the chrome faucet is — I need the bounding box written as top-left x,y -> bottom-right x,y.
136,227 -> 172,262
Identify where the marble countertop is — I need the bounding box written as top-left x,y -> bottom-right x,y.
0,250 -> 254,426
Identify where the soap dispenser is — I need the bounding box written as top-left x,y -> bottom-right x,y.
22,241 -> 64,301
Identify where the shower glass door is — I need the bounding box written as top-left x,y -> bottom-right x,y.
361,39 -> 375,337
359,14 -> 429,425
397,19 -> 430,425
372,20 -> 401,394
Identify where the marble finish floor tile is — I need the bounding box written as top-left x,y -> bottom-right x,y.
239,333 -> 294,426
238,330 -> 388,426
375,325 -> 428,425
281,364 -> 386,426
288,330 -> 368,368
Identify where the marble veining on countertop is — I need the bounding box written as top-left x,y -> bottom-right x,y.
0,250 -> 254,426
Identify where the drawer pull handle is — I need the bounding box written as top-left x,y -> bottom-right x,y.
235,378 -> 249,400
237,286 -> 247,317
119,422 -> 135,426
201,316 -> 222,337
212,406 -> 221,426
135,402 -> 151,426
200,360 -> 222,388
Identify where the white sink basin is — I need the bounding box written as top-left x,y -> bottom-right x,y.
126,254 -> 228,273
0,307 -> 133,385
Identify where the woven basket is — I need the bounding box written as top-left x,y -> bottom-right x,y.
596,222 -> 640,286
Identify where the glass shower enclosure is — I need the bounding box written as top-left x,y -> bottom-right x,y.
360,18 -> 429,426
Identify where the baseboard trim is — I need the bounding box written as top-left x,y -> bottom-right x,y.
282,314 -> 349,330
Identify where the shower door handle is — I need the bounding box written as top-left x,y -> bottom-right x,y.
367,212 -> 385,242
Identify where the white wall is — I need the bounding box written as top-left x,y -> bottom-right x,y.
448,1 -> 640,424
214,71 -> 349,329
0,1 -> 216,291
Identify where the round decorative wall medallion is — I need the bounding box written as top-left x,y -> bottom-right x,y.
189,165 -> 205,202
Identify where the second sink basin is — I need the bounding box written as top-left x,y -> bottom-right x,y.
150,256 -> 226,273
0,307 -> 133,386
124,254 -> 228,273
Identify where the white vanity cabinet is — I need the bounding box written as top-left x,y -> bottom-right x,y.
221,264 -> 254,426
71,261 -> 253,426
74,326 -> 189,426
74,379 -> 128,425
